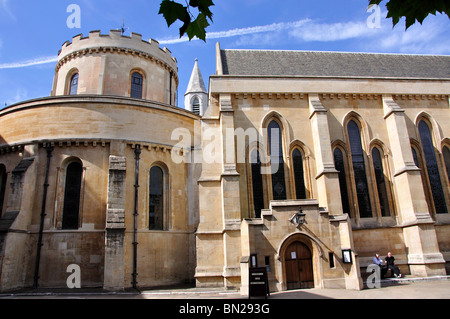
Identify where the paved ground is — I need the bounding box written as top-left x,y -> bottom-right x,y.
0,276 -> 449,299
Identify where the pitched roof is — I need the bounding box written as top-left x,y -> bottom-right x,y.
186,58 -> 207,94
219,49 -> 450,79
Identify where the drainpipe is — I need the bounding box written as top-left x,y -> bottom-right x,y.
33,142 -> 54,289
169,70 -> 173,106
132,144 -> 141,290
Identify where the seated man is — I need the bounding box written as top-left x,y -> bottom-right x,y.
385,252 -> 402,278
373,253 -> 387,278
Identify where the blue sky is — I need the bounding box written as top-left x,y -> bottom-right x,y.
0,0 -> 449,109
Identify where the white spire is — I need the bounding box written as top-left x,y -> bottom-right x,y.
185,58 -> 207,95
185,59 -> 208,116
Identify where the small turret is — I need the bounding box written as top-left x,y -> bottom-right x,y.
52,30 -> 178,105
185,59 -> 208,116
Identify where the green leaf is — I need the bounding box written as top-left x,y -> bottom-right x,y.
370,0 -> 450,30
186,12 -> 210,41
190,0 -> 215,21
159,0 -> 187,27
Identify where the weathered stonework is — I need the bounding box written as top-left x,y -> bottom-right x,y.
0,33 -> 448,293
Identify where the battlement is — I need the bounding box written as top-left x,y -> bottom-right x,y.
57,30 -> 177,71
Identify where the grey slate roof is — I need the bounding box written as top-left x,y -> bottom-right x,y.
220,50 -> 450,79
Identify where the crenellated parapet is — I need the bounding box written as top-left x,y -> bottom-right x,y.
57,30 -> 177,74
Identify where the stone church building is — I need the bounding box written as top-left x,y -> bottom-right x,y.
0,30 -> 448,293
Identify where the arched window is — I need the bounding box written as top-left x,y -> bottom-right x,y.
0,165 -> 7,216
443,146 -> 450,185
192,97 -> 200,115
130,72 -> 143,99
347,120 -> 372,218
149,166 -> 165,230
268,120 -> 286,200
292,149 -> 306,200
69,73 -> 79,95
250,149 -> 264,218
418,120 -> 448,214
372,147 -> 391,217
62,161 -> 83,229
333,148 -> 351,214
412,147 -> 420,168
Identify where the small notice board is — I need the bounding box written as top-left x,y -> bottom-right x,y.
249,267 -> 270,299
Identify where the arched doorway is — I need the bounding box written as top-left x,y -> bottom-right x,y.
284,241 -> 314,290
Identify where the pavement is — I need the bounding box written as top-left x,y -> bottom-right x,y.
0,275 -> 449,299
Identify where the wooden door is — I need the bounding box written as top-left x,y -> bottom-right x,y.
285,241 -> 314,290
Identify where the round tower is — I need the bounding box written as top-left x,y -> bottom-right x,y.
52,30 -> 178,105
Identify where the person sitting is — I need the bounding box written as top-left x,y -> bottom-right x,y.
385,252 -> 402,278
373,253 -> 387,278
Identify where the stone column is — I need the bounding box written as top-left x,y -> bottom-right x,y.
195,98 -> 224,287
195,94 -> 242,289
308,94 -> 342,215
308,94 -> 363,290
383,95 -> 446,276
220,94 -> 242,288
103,143 -> 127,291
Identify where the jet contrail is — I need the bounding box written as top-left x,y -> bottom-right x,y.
0,18 -> 366,69
0,20 -> 311,69
158,19 -> 311,44
0,56 -> 58,69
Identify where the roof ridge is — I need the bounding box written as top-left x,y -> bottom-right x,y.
221,48 -> 450,58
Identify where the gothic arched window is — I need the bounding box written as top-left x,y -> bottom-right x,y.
347,120 -> 372,218
192,97 -> 200,115
69,73 -> 79,95
372,147 -> 391,217
292,148 -> 306,200
443,146 -> 450,185
268,120 -> 286,200
418,120 -> 448,214
412,147 -> 420,168
333,148 -> 351,215
250,149 -> 264,218
131,72 -> 143,99
62,161 -> 83,229
0,165 -> 7,216
149,166 -> 165,230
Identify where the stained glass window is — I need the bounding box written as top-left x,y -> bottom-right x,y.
418,120 -> 448,214
131,72 -> 143,99
347,120 -> 372,218
443,146 -> 450,186
69,73 -> 79,95
292,149 -> 306,200
334,148 -> 351,214
0,165 -> 6,216
149,166 -> 164,229
62,161 -> 83,229
372,147 -> 391,217
268,121 -> 286,200
251,149 -> 264,218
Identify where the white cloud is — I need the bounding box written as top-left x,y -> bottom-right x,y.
0,56 -> 57,69
372,16 -> 450,54
289,20 -> 375,42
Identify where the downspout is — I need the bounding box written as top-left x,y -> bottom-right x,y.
33,142 -> 54,289
132,144 -> 141,290
169,70 -> 173,106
